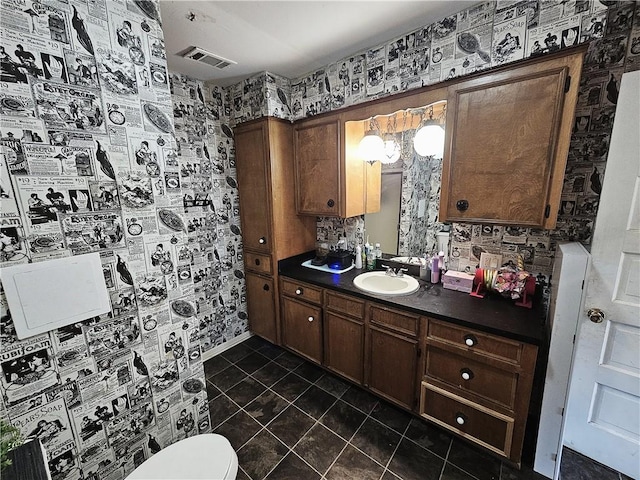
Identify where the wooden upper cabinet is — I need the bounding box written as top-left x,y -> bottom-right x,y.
294,116 -> 342,216
440,50 -> 584,229
235,120 -> 274,253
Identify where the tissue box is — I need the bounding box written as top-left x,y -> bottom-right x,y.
443,270 -> 475,293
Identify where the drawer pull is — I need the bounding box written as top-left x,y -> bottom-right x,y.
460,368 -> 474,381
308,316 -> 314,322
263,284 -> 270,291
259,237 -> 266,244
455,412 -> 467,425
295,288 -> 304,295
463,334 -> 477,347
254,258 -> 261,266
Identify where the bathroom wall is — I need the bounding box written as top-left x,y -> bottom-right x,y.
227,0 -> 639,285
0,1 -> 250,478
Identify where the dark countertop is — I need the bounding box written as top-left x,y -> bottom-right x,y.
279,252 -> 546,345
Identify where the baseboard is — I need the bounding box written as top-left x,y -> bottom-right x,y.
202,331 -> 253,362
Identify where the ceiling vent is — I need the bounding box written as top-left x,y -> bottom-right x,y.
176,46 -> 236,69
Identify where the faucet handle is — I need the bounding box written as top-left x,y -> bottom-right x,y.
381,264 -> 396,276
397,268 -> 409,277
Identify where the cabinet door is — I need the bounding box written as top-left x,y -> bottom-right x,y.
440,52 -> 582,228
281,296 -> 322,364
235,121 -> 272,252
245,272 -> 277,344
366,325 -> 418,410
294,118 -> 340,216
325,312 -> 364,384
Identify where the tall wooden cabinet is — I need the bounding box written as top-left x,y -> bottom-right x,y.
440,49 -> 584,229
234,118 -> 316,344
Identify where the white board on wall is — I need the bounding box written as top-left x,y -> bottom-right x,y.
1,253 -> 110,339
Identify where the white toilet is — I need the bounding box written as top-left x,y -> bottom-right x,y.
126,434 -> 238,479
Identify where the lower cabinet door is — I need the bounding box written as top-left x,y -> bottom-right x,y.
366,325 -> 418,410
245,273 -> 277,344
325,311 -> 364,384
281,296 -> 322,364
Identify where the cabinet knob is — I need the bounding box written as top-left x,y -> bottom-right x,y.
263,284 -> 270,291
259,236 -> 266,244
327,199 -> 335,208
455,412 -> 467,425
308,316 -> 314,322
456,200 -> 469,211
460,368 -> 474,381
463,334 -> 477,347
254,259 -> 261,266
295,288 -> 303,295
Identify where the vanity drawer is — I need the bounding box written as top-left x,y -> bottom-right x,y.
420,382 -> 513,458
244,251 -> 273,275
281,278 -> 323,305
427,318 -> 524,365
325,291 -> 365,319
369,304 -> 419,337
425,346 -> 518,410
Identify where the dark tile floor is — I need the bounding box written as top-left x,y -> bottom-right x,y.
204,336 -> 548,480
558,448 -> 632,480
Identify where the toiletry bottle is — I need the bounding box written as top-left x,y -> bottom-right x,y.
374,243 -> 382,261
438,251 -> 446,276
366,242 -> 376,270
431,254 -> 440,283
355,245 -> 363,269
419,256 -> 429,281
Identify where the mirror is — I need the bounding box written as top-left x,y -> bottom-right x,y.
347,102 -> 447,257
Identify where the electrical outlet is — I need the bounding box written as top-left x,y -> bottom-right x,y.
479,252 -> 502,269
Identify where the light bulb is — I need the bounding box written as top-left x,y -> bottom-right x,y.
413,124 -> 445,158
358,131 -> 385,163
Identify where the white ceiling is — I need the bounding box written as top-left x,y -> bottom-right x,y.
160,1 -> 478,87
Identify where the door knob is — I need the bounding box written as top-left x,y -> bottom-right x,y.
587,308 -> 605,323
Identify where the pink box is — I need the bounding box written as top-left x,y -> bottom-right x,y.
442,270 -> 475,293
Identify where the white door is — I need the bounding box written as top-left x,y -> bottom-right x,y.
562,70 -> 640,478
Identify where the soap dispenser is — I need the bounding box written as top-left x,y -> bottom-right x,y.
355,245 -> 363,269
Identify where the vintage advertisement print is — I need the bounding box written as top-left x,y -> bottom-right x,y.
59,211 -> 126,255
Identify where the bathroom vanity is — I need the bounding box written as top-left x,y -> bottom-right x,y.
277,253 -> 544,467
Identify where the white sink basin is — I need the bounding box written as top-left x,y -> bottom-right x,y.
353,271 -> 420,296
389,256 -> 422,265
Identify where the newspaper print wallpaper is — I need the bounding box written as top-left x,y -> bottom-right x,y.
0,1 -> 246,479
226,0 -> 639,287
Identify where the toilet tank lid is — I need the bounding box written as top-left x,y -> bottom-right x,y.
126,434 -> 237,479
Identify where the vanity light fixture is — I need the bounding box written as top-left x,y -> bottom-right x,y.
358,117 -> 385,164
413,105 -> 446,158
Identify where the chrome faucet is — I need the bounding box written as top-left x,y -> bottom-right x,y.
381,265 -> 408,277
